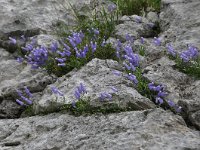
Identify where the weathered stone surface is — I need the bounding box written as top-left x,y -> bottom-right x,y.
147,12 -> 159,24
0,48 -> 11,60
0,109 -> 200,150
0,58 -> 56,118
179,80 -> 200,129
133,38 -> 165,62
0,0 -> 112,39
34,58 -> 155,114
160,0 -> 200,50
115,15 -> 158,42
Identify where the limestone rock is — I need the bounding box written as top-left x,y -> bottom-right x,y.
179,80 -> 200,129
147,12 -> 159,24
35,58 -> 155,114
0,109 -> 199,150
0,58 -> 56,118
160,0 -> 200,51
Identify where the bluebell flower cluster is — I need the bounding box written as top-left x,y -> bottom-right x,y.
74,83 -> 86,100
9,37 -> 17,45
99,86 -> 118,101
180,45 -> 199,62
25,46 -> 48,69
166,43 -> 176,57
148,82 -> 182,112
99,92 -> 112,101
166,43 -> 199,62
135,15 -> 142,23
51,86 -> 64,96
108,4 -> 117,13
153,37 -> 161,46
148,82 -> 167,105
16,87 -> 33,106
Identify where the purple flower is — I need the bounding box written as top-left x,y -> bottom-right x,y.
155,97 -> 163,104
68,38 -> 76,48
74,83 -> 86,100
99,92 -> 112,101
16,57 -> 24,63
111,86 -> 118,93
126,34 -> 134,43
123,62 -> 131,70
90,41 -> 97,53
126,73 -> 138,84
63,48 -> 71,57
112,70 -> 121,76
167,100 -> 175,107
180,52 -> 190,62
21,35 -> 26,41
51,86 -> 64,96
55,58 -> 66,63
148,82 -> 163,92
166,43 -> 176,57
147,23 -> 155,28
101,39 -> 107,47
188,45 -> 198,58
116,39 -> 122,50
77,83 -> 86,93
157,91 -> 168,97
22,44 -> 34,51
16,90 -> 23,97
24,86 -> 33,98
26,46 -> 48,69
175,106 -> 182,113
16,99 -> 25,106
135,16 -> 142,23
141,37 -> 144,44
92,28 -> 99,35
21,95 -> 33,105
74,90 -> 81,99
180,45 -> 199,62
108,4 -> 117,12
57,51 -> 66,57
154,37 -> 161,46
9,37 -> 17,44
51,42 -> 58,52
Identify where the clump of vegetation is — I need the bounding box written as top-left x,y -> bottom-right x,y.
166,43 -> 200,79
111,0 -> 161,16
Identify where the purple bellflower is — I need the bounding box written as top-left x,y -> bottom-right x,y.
9,37 -> 17,44
74,83 -> 86,100
51,86 -> 64,96
154,37 -> 161,46
108,4 -> 117,12
99,92 -> 112,101
166,43 -> 176,57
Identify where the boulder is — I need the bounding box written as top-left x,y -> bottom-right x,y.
0,109 -> 199,150
34,58 -> 155,114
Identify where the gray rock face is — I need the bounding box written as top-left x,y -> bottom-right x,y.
147,12 -> 159,24
179,80 -> 200,129
115,15 -> 158,42
0,0 -> 109,40
159,0 -> 200,129
0,58 -> 55,118
35,58 -> 155,114
0,109 -> 200,150
0,0 -> 200,149
160,0 -> 200,50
